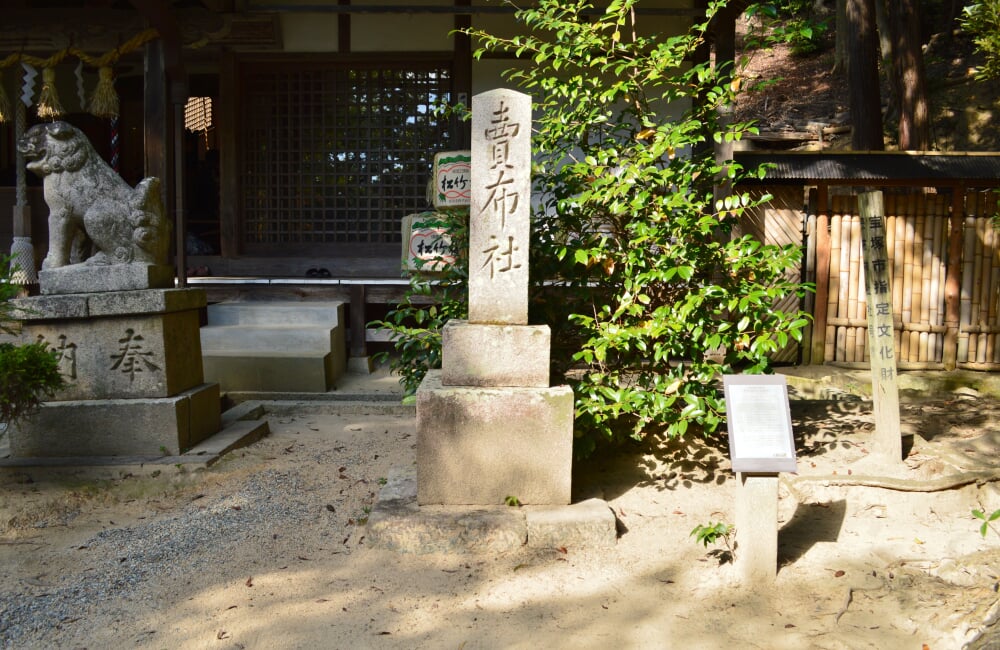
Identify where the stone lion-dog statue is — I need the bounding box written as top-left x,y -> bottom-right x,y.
18,121 -> 170,269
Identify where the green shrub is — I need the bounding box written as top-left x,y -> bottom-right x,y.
962,1 -> 1000,80
745,2 -> 830,57
0,255 -> 66,424
468,0 -> 812,456
0,341 -> 65,423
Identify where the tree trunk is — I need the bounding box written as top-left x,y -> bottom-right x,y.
887,0 -> 931,150
846,0 -> 884,150
833,0 -> 848,74
874,0 -> 897,123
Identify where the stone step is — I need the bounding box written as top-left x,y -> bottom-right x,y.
206,300 -> 345,326
202,350 -> 335,392
200,300 -> 347,393
200,324 -> 337,352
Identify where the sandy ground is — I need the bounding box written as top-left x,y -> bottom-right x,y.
1,374 -> 999,650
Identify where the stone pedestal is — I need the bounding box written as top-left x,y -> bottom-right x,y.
8,287 -> 221,457
418,319 -> 573,505
417,370 -> 573,505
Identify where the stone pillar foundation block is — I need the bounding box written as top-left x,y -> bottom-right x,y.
416,370 -> 573,506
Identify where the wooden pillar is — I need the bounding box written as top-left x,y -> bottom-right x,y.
453,0 -> 472,149
802,188 -> 816,363
172,75 -> 189,287
135,0 -> 188,284
811,184 -> 831,364
943,187 -> 965,369
143,40 -> 168,184
350,284 -> 368,359
219,50 -> 239,258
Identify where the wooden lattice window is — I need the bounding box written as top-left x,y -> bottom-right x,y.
240,59 -> 453,250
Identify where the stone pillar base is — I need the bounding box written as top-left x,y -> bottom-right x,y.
441,320 -> 550,387
9,383 -> 221,457
735,473 -> 779,583
416,370 -> 573,505
39,263 -> 175,295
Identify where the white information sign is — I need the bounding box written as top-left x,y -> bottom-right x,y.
723,375 -> 797,473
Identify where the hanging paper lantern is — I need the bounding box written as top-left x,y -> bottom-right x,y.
36,66 -> 65,119
89,66 -> 118,119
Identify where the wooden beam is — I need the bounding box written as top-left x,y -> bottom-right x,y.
339,0 -> 351,53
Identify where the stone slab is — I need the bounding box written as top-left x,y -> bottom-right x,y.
0,402 -> 267,472
39,263 -> 174,295
367,467 -> 527,554
12,288 -> 206,321
207,300 -> 345,327
368,466 -> 617,554
200,325 -> 337,351
525,499 -> 618,550
185,419 -> 271,466
21,309 -> 205,400
87,288 -> 206,317
8,382 -> 221,457
735,473 -> 779,583
441,320 -> 550,387
416,371 -> 573,505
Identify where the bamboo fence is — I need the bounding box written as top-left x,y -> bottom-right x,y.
814,189 -> 1000,369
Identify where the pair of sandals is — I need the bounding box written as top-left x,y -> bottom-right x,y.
306,267 -> 331,278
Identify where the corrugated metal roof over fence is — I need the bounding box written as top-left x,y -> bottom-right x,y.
734,151 -> 1000,184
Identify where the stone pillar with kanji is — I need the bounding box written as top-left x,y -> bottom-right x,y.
416,89 -> 574,505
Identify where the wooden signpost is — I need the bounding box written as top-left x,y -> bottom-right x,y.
858,191 -> 903,465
